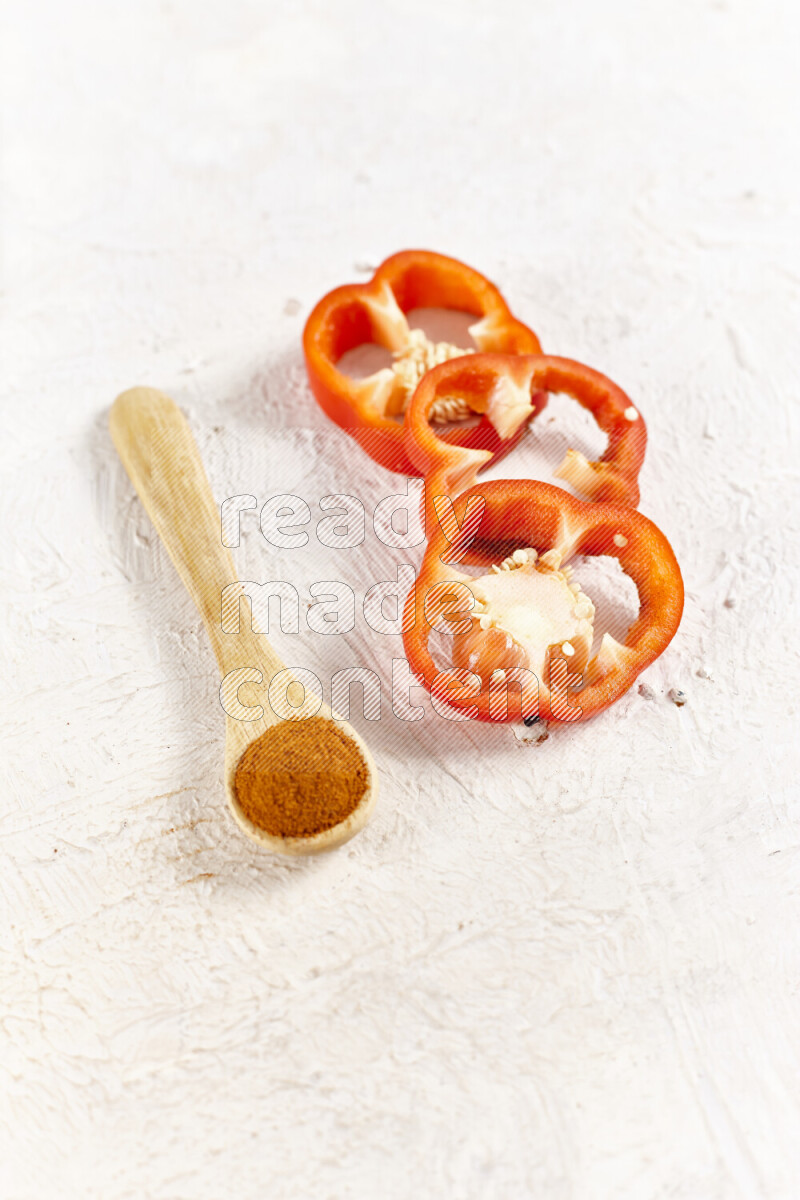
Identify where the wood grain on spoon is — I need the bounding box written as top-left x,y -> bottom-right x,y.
109,386 -> 378,855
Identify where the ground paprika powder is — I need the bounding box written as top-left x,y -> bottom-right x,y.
233,716 -> 369,838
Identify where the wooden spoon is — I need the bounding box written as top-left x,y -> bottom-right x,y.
109,386 -> 378,856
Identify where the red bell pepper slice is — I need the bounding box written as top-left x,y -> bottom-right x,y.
303,250 -> 544,476
402,479 -> 683,725
405,353 -> 647,538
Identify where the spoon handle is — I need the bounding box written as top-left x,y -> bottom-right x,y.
109,387 -> 282,678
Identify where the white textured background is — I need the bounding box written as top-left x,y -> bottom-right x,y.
2,1 -> 799,1197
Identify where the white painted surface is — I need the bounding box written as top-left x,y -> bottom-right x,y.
2,1 -> 799,1196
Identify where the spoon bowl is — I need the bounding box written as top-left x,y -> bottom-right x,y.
110,386 -> 378,855
222,706 -> 378,856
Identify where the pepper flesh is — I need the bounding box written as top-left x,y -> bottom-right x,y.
303,250 -> 545,475
405,353 -> 647,538
452,547 -> 596,688
402,479 -> 683,724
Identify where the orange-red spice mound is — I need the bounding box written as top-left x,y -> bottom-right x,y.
233,716 -> 368,838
